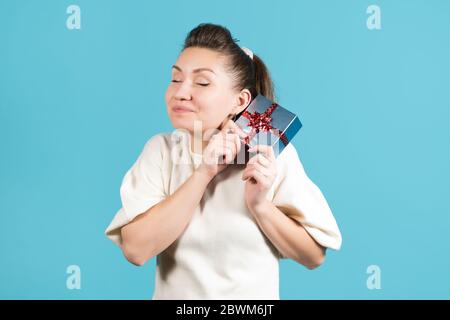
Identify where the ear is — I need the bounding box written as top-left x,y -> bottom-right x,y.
233,89 -> 252,115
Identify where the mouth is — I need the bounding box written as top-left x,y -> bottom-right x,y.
172,105 -> 195,113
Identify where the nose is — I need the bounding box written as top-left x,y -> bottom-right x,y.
173,81 -> 192,101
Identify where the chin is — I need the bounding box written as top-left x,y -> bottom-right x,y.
169,119 -> 195,132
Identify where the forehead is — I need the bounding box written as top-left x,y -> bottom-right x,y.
173,47 -> 228,74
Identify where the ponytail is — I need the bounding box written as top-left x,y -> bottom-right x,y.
253,54 -> 275,102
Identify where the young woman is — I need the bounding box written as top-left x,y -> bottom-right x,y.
105,23 -> 342,300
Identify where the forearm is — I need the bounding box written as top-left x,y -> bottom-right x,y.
121,170 -> 212,265
249,200 -> 325,269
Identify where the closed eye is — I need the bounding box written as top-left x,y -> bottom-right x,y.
171,79 -> 209,86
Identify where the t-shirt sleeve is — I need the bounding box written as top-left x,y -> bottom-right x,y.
271,143 -> 342,254
105,134 -> 167,247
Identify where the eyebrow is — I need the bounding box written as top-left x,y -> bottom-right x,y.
172,65 -> 216,75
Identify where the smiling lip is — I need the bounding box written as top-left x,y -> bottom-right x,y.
172,106 -> 195,113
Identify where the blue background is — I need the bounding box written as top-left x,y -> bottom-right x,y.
1,0 -> 449,299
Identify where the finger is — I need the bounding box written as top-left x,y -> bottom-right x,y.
223,147 -> 234,164
242,168 -> 271,186
245,162 -> 272,178
248,144 -> 274,157
223,133 -> 243,157
248,144 -> 276,161
216,145 -> 234,164
221,136 -> 237,157
224,133 -> 241,143
230,133 -> 242,156
248,153 -> 271,168
222,119 -> 247,139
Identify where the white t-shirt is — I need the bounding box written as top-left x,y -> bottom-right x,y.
105,129 -> 342,300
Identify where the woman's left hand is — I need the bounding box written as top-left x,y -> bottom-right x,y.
242,144 -> 277,212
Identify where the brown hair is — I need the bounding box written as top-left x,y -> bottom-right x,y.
182,23 -> 275,102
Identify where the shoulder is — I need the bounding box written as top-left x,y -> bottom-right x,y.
144,130 -> 190,149
276,143 -> 298,161
143,132 -> 170,151
138,132 -> 172,164
275,143 -> 305,174
140,130 -> 191,162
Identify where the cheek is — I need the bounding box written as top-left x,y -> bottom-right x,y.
206,91 -> 234,114
165,86 -> 173,105
197,95 -> 233,128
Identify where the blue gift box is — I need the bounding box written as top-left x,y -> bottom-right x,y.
234,94 -> 302,158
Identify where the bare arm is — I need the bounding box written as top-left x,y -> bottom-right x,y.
120,169 -> 213,266
249,200 -> 326,269
241,144 -> 326,270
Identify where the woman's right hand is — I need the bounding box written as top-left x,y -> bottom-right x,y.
196,120 -> 246,180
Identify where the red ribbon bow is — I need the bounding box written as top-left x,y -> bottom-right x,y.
241,103 -> 288,146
